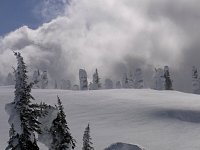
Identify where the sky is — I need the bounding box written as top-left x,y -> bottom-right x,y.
0,0 -> 200,92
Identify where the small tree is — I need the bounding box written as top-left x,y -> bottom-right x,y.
50,96 -> 76,150
192,66 -> 200,94
5,52 -> 47,150
122,73 -> 129,88
152,68 -> 165,90
164,66 -> 173,90
133,68 -> 144,89
92,69 -> 101,90
82,124 -> 94,150
41,70 -> 48,89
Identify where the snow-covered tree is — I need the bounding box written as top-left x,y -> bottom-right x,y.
122,73 -> 129,88
5,72 -> 15,85
79,69 -> 88,90
5,52 -> 47,150
6,124 -> 17,150
82,124 -> 94,150
133,68 -> 144,89
89,82 -> 93,90
61,80 -> 71,90
192,66 -> 200,94
41,70 -> 48,89
92,69 -> 101,90
164,66 -> 173,90
128,71 -> 134,88
49,96 -> 76,150
152,68 -> 165,90
104,78 -> 113,89
72,84 -> 79,91
32,69 -> 41,88
115,81 -> 121,89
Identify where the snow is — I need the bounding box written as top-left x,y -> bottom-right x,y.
104,142 -> 144,150
2,87 -> 200,150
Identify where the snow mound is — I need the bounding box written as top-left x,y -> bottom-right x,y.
104,142 -> 145,150
153,109 -> 200,123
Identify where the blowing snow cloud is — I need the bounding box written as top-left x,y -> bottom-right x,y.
0,0 -> 199,91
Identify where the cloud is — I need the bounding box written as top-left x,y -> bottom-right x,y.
0,0 -> 199,91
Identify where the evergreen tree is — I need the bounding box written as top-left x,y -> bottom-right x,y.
122,73 -> 129,88
92,69 -> 101,90
6,52 -> 47,150
41,70 -> 48,89
152,68 -> 165,90
164,66 -> 173,90
50,96 -> 76,150
128,71 -> 134,88
82,124 -> 94,150
192,66 -> 200,94
79,69 -> 88,90
5,72 -> 15,85
115,81 -> 121,89
133,68 -> 144,89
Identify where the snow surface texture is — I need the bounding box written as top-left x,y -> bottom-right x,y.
2,87 -> 200,149
105,142 -> 144,150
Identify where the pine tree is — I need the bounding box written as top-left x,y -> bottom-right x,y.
192,66 -> 200,94
152,68 -> 165,90
82,124 -> 94,150
92,69 -> 101,90
79,69 -> 88,90
41,70 -> 48,89
133,68 -> 144,89
50,96 -> 76,150
164,66 -> 173,90
6,52 -> 47,150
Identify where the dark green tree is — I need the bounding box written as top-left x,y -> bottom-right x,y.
82,124 -> 94,150
6,52 -> 47,150
50,96 -> 76,150
164,66 -> 173,90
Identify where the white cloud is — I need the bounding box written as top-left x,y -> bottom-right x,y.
0,0 -> 188,88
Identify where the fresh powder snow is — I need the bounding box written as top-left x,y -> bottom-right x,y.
1,86 -> 200,149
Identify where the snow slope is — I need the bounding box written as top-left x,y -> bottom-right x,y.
1,86 -> 200,150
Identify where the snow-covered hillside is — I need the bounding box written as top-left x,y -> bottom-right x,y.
1,86 -> 200,150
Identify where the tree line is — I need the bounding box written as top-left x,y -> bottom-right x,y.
5,52 -> 94,150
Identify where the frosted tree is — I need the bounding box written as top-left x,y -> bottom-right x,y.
122,73 -> 129,88
152,68 -> 165,90
128,71 -> 134,88
92,69 -> 101,90
5,72 -> 15,85
164,66 -> 173,90
79,69 -> 88,90
89,82 -> 93,90
32,69 -> 41,88
104,78 -> 113,89
49,96 -> 76,150
192,66 -> 200,94
72,84 -> 79,91
61,79 -> 71,90
133,68 -> 144,89
5,52 -> 47,150
6,124 -> 17,150
41,70 -> 48,89
82,124 -> 94,150
116,81 -> 121,89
